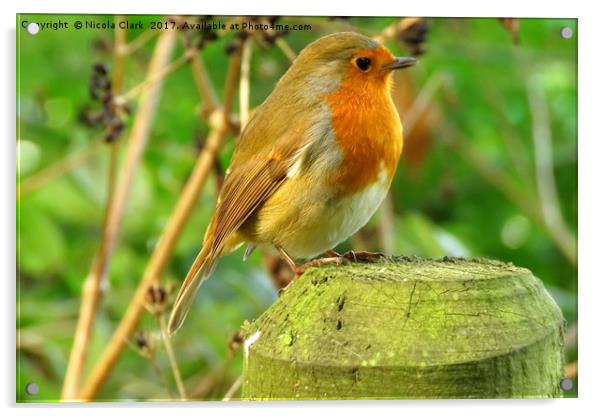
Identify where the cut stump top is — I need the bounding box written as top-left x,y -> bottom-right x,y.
242,257 -> 565,399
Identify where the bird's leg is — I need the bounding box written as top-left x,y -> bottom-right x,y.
277,246 -> 346,277
325,249 -> 386,262
277,246 -> 299,273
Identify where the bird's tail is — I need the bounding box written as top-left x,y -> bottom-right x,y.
167,245 -> 217,336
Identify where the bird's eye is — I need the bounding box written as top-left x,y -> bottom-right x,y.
355,57 -> 372,72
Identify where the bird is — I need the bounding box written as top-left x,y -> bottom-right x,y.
168,31 -> 416,335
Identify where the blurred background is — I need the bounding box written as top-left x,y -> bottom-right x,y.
16,15 -> 577,401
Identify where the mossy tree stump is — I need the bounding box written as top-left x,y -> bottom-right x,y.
241,257 -> 565,400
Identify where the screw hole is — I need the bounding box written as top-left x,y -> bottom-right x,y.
25,383 -> 39,396
26,22 -> 40,35
560,26 -> 573,39
560,378 -> 573,391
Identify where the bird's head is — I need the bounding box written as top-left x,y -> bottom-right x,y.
279,32 -> 416,96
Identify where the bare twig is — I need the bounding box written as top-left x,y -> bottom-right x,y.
526,79 -> 577,265
447,129 -> 542,221
158,315 -> 186,400
105,15 -> 127,206
222,375 -> 242,401
565,320 -> 578,349
18,140 -> 103,198
564,361 -> 578,379
112,16 -> 127,94
118,53 -> 190,103
188,49 -> 220,114
275,38 -> 296,62
480,86 -> 533,180
402,72 -> 447,137
239,39 -> 253,128
61,29 -> 177,401
373,17 -> 424,44
79,49 -> 243,401
377,194 -> 396,255
188,365 -> 228,399
122,28 -> 159,56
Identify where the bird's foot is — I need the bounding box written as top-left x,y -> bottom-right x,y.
276,255 -> 347,295
325,250 -> 386,262
277,246 -> 347,283
276,247 -> 385,295
292,256 -> 347,277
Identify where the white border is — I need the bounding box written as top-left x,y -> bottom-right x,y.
3,1 -> 601,415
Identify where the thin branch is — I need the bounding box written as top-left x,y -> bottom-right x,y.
80,49 -> 243,401
222,375 -> 242,401
112,15 -> 127,94
61,29 -> 178,401
402,72 -> 446,137
447,129 -> 542,221
122,28 -> 159,56
275,38 -> 296,62
239,39 -> 253,128
480,85 -> 533,181
526,79 -> 577,265
564,361 -> 578,380
255,17 -> 296,62
188,49 -> 220,114
188,365 -> 227,399
105,15 -> 127,206
377,194 -> 396,256
118,53 -> 190,103
373,17 -> 424,44
18,139 -> 103,198
158,315 -> 186,400
565,320 -> 578,350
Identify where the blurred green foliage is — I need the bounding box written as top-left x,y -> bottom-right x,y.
17,15 -> 577,401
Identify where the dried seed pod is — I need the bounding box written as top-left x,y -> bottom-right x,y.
235,30 -> 250,40
396,17 -> 429,56
225,40 -> 241,55
105,119 -> 125,143
134,330 -> 155,359
263,32 -> 277,45
135,331 -> 148,349
92,62 -> 109,76
92,37 -> 113,54
144,284 -> 169,316
204,30 -> 218,42
499,18 -> 520,45
84,62 -> 130,143
78,107 -> 105,128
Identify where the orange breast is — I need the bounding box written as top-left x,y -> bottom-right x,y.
324,73 -> 403,196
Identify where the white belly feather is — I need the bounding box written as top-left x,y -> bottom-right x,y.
277,167 -> 391,259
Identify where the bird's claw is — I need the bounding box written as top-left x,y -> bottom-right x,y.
327,250 -> 386,262
293,256 -> 347,276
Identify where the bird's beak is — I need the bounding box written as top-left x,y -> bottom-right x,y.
384,57 -> 417,70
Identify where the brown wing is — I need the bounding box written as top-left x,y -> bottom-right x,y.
168,136 -> 307,334
206,144 -> 303,256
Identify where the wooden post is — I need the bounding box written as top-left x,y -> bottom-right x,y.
241,257 -> 565,400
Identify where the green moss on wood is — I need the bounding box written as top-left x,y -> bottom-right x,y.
241,257 -> 565,400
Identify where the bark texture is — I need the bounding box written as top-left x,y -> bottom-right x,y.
241,257 -> 565,400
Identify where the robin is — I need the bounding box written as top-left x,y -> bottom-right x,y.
168,31 -> 416,334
